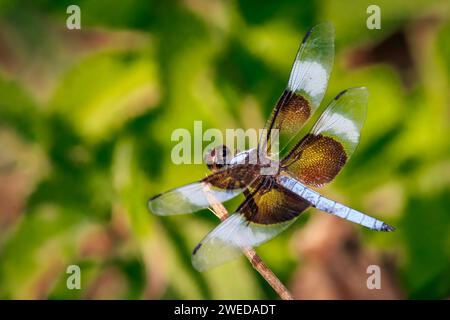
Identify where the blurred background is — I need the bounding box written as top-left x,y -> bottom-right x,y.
0,0 -> 449,299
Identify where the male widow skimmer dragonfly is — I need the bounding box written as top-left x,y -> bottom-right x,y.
148,23 -> 395,271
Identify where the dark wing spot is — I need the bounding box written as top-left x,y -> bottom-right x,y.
302,28 -> 312,44
147,193 -> 162,211
148,193 -> 162,202
334,89 -> 348,100
193,242 -> 202,255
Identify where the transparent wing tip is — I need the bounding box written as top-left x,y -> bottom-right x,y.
309,22 -> 335,34
191,243 -> 207,272
314,21 -> 335,32
191,241 -> 225,272
352,86 -> 369,96
147,194 -> 162,214
302,22 -> 335,44
335,87 -> 369,100
191,214 -> 249,272
148,193 -> 182,216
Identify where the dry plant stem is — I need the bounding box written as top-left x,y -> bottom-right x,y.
209,201 -> 294,300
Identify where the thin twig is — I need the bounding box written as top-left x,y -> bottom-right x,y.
208,200 -> 294,300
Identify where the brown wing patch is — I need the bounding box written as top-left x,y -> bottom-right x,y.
240,177 -> 310,225
262,90 -> 311,156
283,134 -> 347,187
272,90 -> 311,135
202,164 -> 260,190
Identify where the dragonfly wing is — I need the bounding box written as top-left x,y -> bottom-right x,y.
148,181 -> 242,216
148,164 -> 260,215
282,87 -> 368,187
192,213 -> 295,271
260,22 -> 335,158
192,179 -> 310,271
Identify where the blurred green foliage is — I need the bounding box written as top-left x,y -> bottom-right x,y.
0,0 -> 449,299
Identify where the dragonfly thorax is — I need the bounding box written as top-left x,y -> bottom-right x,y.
206,146 -> 280,176
231,148 -> 280,176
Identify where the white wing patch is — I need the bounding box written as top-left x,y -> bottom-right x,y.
287,60 -> 328,100
315,112 -> 360,144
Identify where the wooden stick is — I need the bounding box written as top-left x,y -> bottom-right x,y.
208,201 -> 294,300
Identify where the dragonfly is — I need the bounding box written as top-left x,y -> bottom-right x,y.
148,22 -> 395,271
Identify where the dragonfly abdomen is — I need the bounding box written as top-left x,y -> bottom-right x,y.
277,175 -> 394,231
